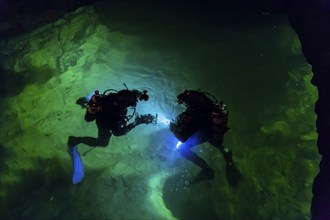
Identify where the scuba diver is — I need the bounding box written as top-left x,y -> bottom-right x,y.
67,84 -> 157,184
170,90 -> 239,185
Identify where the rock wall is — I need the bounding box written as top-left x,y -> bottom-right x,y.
285,0 -> 330,219
0,0 -> 96,38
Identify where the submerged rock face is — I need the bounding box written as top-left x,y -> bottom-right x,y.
0,0 -> 98,38
285,0 -> 330,219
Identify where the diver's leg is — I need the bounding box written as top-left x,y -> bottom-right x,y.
68,133 -> 111,148
179,147 -> 212,171
210,133 -> 234,166
177,129 -> 211,169
213,142 -> 234,166
220,147 -> 234,166
68,124 -> 111,148
215,143 -> 240,186
96,126 -> 112,147
179,146 -> 214,181
212,143 -> 234,166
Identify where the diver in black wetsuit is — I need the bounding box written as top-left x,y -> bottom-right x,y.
170,90 -> 238,184
68,88 -> 157,148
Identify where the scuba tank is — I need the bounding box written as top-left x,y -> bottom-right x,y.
86,86 -> 149,122
87,90 -> 103,114
210,101 -> 231,158
171,90 -> 215,142
211,101 -> 229,138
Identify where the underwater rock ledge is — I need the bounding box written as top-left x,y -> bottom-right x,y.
287,0 -> 330,219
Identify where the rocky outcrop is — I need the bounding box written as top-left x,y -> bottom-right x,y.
285,1 -> 330,219
0,0 -> 96,38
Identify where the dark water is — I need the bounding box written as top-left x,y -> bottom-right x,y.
0,2 -> 318,220
95,1 -> 306,120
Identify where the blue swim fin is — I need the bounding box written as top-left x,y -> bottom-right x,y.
68,146 -> 84,184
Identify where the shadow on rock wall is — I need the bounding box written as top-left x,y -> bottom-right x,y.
0,65 -> 55,98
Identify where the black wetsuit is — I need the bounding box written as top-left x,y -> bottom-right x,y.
171,90 -> 233,171
68,90 -> 138,148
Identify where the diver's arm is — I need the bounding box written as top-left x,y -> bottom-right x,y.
84,111 -> 96,122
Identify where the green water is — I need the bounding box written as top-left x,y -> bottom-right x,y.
0,2 -> 319,219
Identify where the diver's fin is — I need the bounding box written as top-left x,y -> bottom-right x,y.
68,146 -> 84,184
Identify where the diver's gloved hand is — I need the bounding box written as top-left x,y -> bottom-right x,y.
139,90 -> 149,101
76,97 -> 88,108
134,90 -> 149,101
134,114 -> 157,126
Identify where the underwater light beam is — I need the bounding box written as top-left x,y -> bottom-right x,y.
175,141 -> 182,149
157,114 -> 170,125
148,171 -> 178,220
